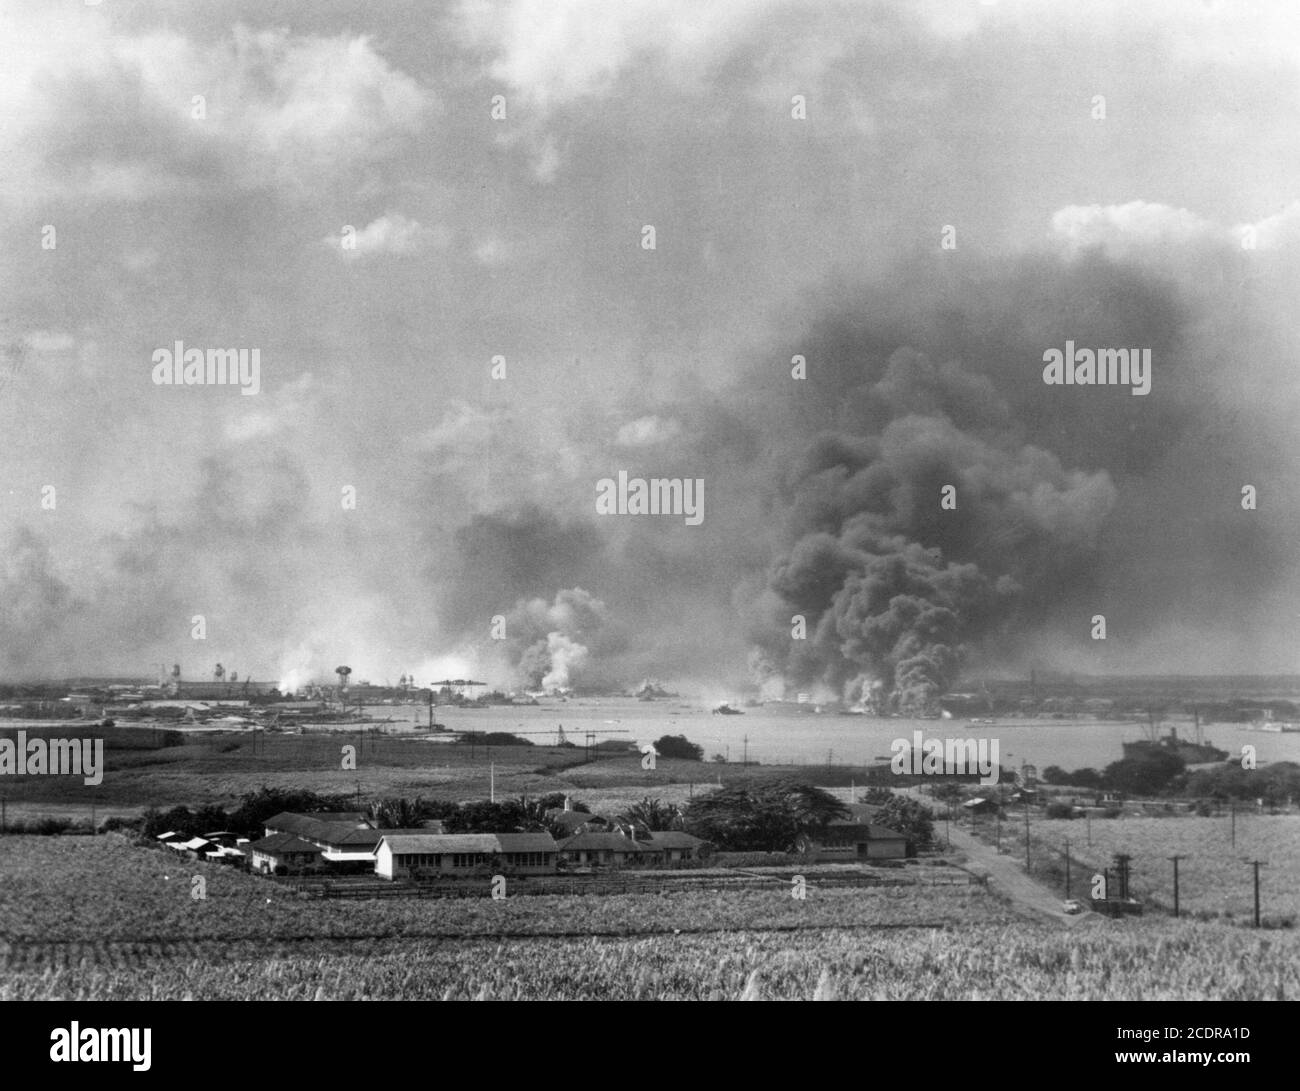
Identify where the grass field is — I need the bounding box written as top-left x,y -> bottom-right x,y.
4,921 -> 1295,1001
2,834 -> 1297,1000
0,729 -> 764,821
0,835 -> 1012,946
1003,814 -> 1300,923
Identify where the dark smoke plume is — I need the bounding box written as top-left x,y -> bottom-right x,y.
746,339 -> 1117,711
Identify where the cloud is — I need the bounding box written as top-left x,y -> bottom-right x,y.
615,415 -> 681,447
24,331 -> 75,353
473,236 -> 511,265
454,0 -> 779,110
329,214 -> 448,259
0,11 -> 431,204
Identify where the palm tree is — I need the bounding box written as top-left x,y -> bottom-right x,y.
619,796 -> 683,835
368,797 -> 424,829
513,795 -> 551,832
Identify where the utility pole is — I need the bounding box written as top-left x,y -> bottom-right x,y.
1231,801 -> 1236,848
490,762 -> 496,805
1064,838 -> 1071,898
1023,801 -> 1030,870
1114,854 -> 1132,901
1250,860 -> 1264,928
743,736 -> 749,767
1086,808 -> 1091,846
1169,855 -> 1184,918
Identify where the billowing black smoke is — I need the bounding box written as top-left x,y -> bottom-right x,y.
746,339 -> 1118,712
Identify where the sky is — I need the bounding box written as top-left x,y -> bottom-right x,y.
1,0 -> 1298,691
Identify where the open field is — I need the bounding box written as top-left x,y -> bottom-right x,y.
3,921 -> 1295,1001
0,729 -> 728,817
0,835 -> 1013,946
1002,814 -> 1300,923
2,834 -> 1297,1000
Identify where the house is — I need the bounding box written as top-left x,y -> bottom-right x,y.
545,808 -> 610,837
557,831 -> 650,868
803,805 -> 910,861
247,833 -> 322,873
374,832 -> 558,879
640,831 -> 711,862
263,812 -> 384,864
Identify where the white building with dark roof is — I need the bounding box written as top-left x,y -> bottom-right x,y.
374,832 -> 558,879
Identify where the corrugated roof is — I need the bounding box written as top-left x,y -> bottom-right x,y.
643,831 -> 708,849
379,832 -> 558,855
558,832 -> 646,852
820,821 -> 907,840
382,833 -> 498,855
247,833 -> 320,855
494,833 -> 559,853
265,812 -> 379,846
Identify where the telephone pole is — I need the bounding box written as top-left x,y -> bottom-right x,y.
1249,860 -> 1264,927
1064,838 -> 1071,898
1169,855 -> 1184,918
1024,801 -> 1031,871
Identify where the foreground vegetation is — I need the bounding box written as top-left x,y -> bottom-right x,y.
3,922 -> 1295,1001
0,836 -> 1008,947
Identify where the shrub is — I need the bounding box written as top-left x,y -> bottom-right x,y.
1045,802 -> 1075,820
456,732 -> 533,747
653,735 -> 704,761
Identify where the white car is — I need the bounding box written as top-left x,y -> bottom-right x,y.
1061,899 -> 1083,914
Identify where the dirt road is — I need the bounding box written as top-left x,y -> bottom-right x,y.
944,823 -> 1091,925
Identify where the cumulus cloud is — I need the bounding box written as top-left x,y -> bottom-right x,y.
0,10 -> 430,204
454,0 -> 779,110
